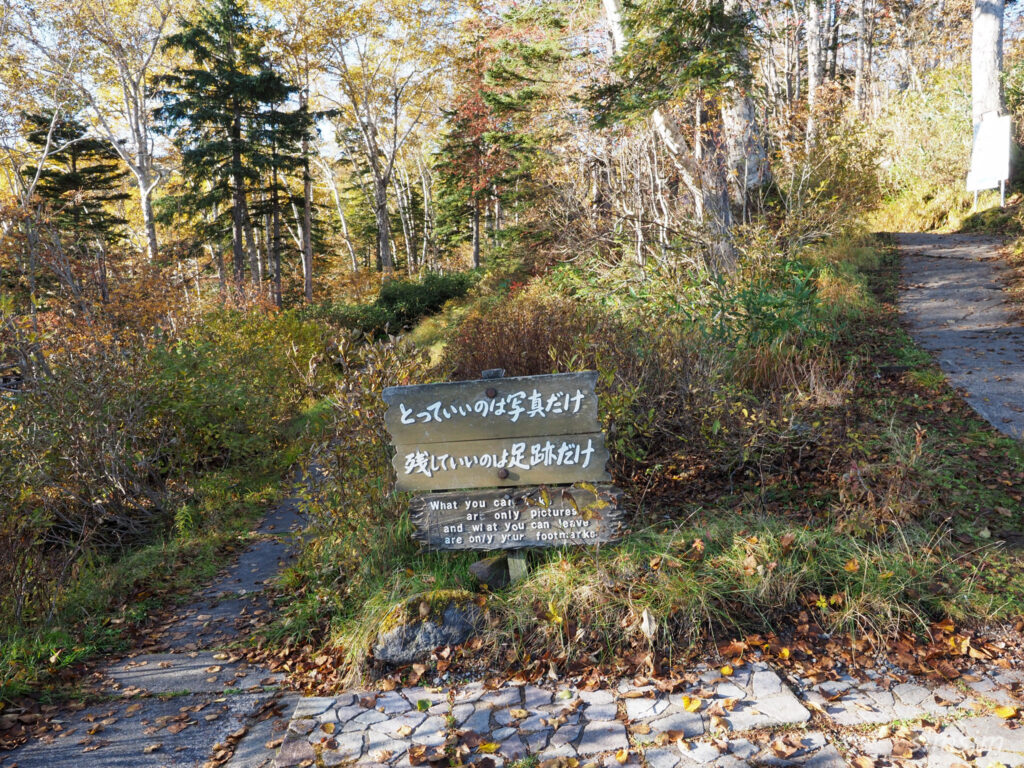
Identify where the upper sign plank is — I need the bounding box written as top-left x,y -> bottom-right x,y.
382,371 -> 599,445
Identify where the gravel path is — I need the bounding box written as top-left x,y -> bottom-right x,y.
1,477 -> 310,768
897,232 -> 1024,439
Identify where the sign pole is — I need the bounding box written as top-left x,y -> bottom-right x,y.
479,369 -> 528,582
508,551 -> 528,583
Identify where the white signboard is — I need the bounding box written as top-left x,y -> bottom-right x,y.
967,113 -> 1012,192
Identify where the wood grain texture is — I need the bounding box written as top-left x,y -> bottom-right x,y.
382,371 -> 599,445
392,433 -> 611,492
409,484 -> 625,550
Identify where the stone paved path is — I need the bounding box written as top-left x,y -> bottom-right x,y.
268,655 -> 1024,767
0,476 -> 311,768
897,232 -> 1024,439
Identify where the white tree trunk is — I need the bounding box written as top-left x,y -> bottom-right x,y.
806,0 -> 826,140
853,0 -> 868,114
972,0 -> 1005,123
721,0 -> 768,212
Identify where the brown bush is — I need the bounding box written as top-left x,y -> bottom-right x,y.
440,285 -> 612,379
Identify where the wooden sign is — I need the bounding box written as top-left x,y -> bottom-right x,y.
383,371 -> 600,445
382,370 -> 625,552
410,485 -> 624,551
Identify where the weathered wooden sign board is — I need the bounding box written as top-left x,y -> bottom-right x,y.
382,371 -> 625,552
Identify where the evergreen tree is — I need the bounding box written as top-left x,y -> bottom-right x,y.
23,112 -> 130,246
23,112 -> 130,301
154,0 -> 305,289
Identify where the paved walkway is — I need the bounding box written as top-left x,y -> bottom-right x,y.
1,478 -> 310,768
897,232 -> 1024,439
269,656 -> 1024,767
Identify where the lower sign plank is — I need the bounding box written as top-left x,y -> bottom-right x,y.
393,433 -> 611,492
409,484 -> 625,550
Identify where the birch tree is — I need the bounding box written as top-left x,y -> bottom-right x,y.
6,0 -> 178,261
972,0 -> 1005,122
320,0 -> 456,273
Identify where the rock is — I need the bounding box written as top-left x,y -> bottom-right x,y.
372,591 -> 482,664
470,555 -> 510,590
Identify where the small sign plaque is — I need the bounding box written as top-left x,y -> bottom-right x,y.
410,484 -> 624,550
392,433 -> 611,492
383,371 -> 600,444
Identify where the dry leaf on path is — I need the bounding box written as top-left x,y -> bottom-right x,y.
891,738 -> 915,759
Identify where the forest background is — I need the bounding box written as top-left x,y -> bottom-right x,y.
3,0 -> 1024,695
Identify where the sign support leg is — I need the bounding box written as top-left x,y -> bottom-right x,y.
1001,179 -> 1006,208
508,551 -> 528,583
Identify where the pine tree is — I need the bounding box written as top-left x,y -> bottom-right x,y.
23,112 -> 130,301
24,113 -> 130,246
154,0 -> 304,288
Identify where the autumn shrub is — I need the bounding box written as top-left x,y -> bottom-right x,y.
149,308 -> 327,470
304,270 -> 478,337
773,92 -> 881,246
0,305 -> 328,641
273,334 -> 439,672
871,66 -> 974,231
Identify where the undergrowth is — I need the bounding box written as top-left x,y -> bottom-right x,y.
0,304 -> 333,700
269,230 -> 1024,684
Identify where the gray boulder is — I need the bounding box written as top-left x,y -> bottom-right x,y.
373,591 -> 482,665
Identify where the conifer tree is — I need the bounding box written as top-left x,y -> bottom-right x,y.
24,112 -> 130,246
154,0 -> 304,288
23,112 -> 130,301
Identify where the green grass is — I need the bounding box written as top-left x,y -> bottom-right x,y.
265,231 -> 1024,684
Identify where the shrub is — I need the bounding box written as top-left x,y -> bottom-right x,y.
304,271 -> 478,337
0,306 -> 328,632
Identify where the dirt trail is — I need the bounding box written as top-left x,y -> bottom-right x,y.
897,232 -> 1024,440
1,476 -> 312,768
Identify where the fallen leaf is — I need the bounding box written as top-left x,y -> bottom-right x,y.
615,747 -> 629,764
891,738 -> 914,759
844,558 -> 860,573
509,708 -> 529,720
779,532 -> 796,554
321,722 -> 335,734
143,743 -> 162,754
409,744 -> 428,766
720,665 -> 733,677
850,757 -> 874,768
770,734 -> 802,758
681,696 -> 702,713
397,725 -> 414,738
477,742 -> 500,754
995,705 -> 1019,719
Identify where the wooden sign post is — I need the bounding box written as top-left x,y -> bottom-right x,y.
382,370 -> 625,581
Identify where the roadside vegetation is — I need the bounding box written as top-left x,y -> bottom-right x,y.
3,0 -> 1024,707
